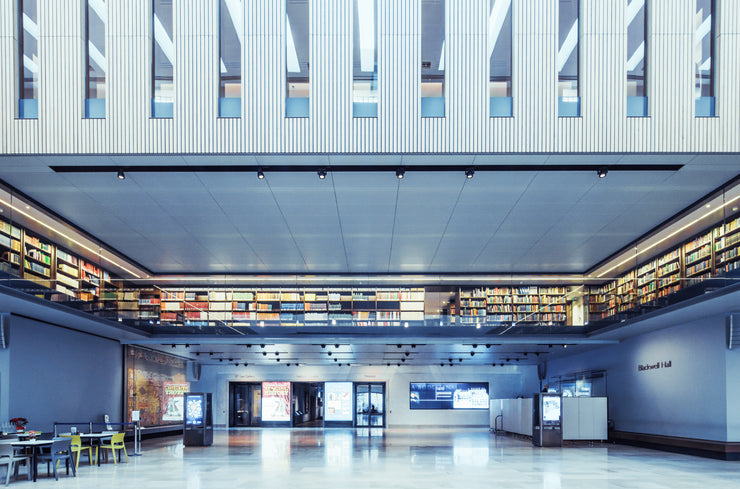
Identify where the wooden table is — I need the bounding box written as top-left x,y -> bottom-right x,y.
11,439 -> 53,482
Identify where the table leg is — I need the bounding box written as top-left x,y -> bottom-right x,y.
31,449 -> 37,482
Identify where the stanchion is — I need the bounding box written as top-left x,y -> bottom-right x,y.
131,421 -> 143,456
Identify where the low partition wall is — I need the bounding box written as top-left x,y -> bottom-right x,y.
491,397 -> 607,441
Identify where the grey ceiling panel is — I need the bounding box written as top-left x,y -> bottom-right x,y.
0,153 -> 736,275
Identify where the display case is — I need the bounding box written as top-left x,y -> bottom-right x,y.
183,392 -> 213,446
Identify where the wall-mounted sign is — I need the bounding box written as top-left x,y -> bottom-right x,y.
637,360 -> 672,372
262,382 -> 291,421
324,382 -> 353,421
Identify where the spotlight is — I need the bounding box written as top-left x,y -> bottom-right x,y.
287,363 -> 291,367
246,344 -> 251,348
396,168 -> 405,179
328,352 -> 332,356
228,358 -> 233,362
244,363 -> 248,367
401,358 -> 406,363
397,344 -> 402,348
334,358 -> 338,362
515,358 -> 520,362
260,344 -> 265,348
185,344 -> 190,348
387,363 -> 390,366
506,358 -> 510,362
563,344 -> 568,348
440,363 -> 444,367
117,169 -> 125,180
335,344 -> 340,348
411,344 -> 416,348
318,168 -> 328,179
448,358 -> 452,362
257,168 -> 265,179
472,344 -> 478,348
262,352 -> 267,356
458,358 -> 462,362
597,167 -> 608,178
209,352 -> 213,356
397,363 -> 401,367
465,168 -> 475,179
276,358 -> 280,362
321,344 -> 326,349
196,352 -> 200,356
405,352 -> 410,357
171,344 -> 176,348
338,363 -> 342,367
470,352 -> 475,356
536,352 -> 540,357
295,363 -> 299,367
275,352 -> 279,356
486,344 -> 491,348
219,358 -> 223,362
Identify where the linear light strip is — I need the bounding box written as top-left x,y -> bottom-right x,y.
596,194 -> 740,278
0,198 -> 142,279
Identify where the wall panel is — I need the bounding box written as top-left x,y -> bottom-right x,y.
1,0 -> 738,156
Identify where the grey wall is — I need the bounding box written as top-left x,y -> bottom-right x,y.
7,315 -> 123,432
547,313 -> 733,442
193,363 -> 539,428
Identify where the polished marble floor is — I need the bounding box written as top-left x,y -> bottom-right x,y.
10,428 -> 740,488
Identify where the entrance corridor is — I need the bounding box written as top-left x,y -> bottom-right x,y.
23,429 -> 740,488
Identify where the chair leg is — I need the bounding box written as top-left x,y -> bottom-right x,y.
5,462 -> 12,486
112,448 -> 117,466
75,451 -> 80,470
122,445 -> 129,462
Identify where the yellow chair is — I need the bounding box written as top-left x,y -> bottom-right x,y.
70,435 -> 97,469
99,433 -> 127,465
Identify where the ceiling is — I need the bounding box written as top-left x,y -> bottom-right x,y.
0,153 -> 738,276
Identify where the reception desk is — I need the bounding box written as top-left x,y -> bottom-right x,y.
491,397 -> 607,441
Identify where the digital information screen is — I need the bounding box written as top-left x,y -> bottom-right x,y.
324,382 -> 353,421
185,394 -> 203,425
542,396 -> 561,424
262,382 -> 291,421
409,382 -> 489,410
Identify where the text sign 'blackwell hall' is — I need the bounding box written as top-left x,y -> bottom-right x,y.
638,360 -> 672,372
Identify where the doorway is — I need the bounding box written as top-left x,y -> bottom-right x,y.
229,382 -> 262,427
292,382 -> 324,427
354,383 -> 385,427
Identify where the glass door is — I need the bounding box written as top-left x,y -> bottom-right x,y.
229,382 -> 261,427
355,383 -> 385,427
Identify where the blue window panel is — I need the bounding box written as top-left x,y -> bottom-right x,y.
558,97 -> 580,117
626,96 -> 647,117
85,99 -> 106,119
353,102 -> 378,118
219,98 -> 241,118
490,97 -> 513,117
421,97 -> 445,117
286,97 -> 310,118
19,99 -> 38,119
695,97 -> 715,117
152,100 -> 174,118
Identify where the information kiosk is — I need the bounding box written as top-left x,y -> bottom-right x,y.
184,392 -> 213,446
532,393 -> 562,447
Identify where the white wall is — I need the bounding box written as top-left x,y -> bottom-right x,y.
1,0 -> 739,154
7,315 -> 123,432
547,313 -> 731,441
192,363 -> 538,427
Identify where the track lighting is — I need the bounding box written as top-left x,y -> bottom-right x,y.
465,168 -> 475,179
597,167 -> 608,178
117,169 -> 125,180
318,168 -> 327,179
396,168 -> 405,179
257,168 -> 264,179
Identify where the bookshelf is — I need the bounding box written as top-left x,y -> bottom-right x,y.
22,233 -> 53,288
713,216 -> 740,275
55,248 -> 80,297
0,219 -> 22,276
636,259 -> 656,305
683,231 -> 712,285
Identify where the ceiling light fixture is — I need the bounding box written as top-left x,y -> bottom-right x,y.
465,168 -> 475,179
597,167 -> 608,178
318,168 -> 327,179
396,168 -> 405,179
257,168 -> 264,179
117,169 -> 125,180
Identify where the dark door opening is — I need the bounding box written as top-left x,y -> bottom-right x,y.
292,382 -> 324,427
229,382 -> 262,427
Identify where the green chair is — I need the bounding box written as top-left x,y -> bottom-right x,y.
70,435 -> 96,469
99,433 -> 127,465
